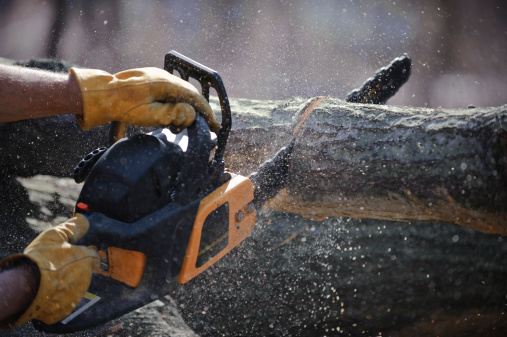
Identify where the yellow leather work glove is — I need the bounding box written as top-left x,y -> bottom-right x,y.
70,67 -> 220,132
0,214 -> 100,328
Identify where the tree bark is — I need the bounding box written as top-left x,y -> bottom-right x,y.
1,90 -> 505,236
221,97 -> 507,235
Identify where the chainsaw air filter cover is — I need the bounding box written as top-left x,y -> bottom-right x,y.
77,116 -> 217,223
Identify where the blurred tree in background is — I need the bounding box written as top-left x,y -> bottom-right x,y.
0,0 -> 505,107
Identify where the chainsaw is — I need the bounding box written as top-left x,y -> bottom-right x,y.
33,51 -> 270,333
32,51 -> 411,333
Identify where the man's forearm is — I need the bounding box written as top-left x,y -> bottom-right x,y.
0,264 -> 39,324
0,64 -> 82,122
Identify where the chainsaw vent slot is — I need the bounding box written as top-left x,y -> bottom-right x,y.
73,147 -> 108,183
151,169 -> 161,199
196,202 -> 229,268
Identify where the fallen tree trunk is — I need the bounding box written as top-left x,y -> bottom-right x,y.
1,94 -> 505,237
3,58 -> 504,235
220,97 -> 507,235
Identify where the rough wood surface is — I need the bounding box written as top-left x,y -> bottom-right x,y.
173,211 -> 507,337
219,97 -> 507,235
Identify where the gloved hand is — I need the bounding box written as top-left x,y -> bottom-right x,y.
0,214 -> 100,327
70,67 -> 220,132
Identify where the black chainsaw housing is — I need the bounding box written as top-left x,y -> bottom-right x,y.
76,114 -> 216,223
33,51 -> 235,334
77,134 -> 183,223
33,115 -> 219,333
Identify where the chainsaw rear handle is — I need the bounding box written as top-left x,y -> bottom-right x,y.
164,50 -> 232,162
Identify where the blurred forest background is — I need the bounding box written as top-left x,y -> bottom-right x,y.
0,0 -> 505,108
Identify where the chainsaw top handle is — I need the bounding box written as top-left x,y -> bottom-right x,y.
164,51 -> 231,162
109,51 -> 232,163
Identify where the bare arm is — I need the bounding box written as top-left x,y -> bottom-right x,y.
0,263 -> 39,325
0,64 -> 82,122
